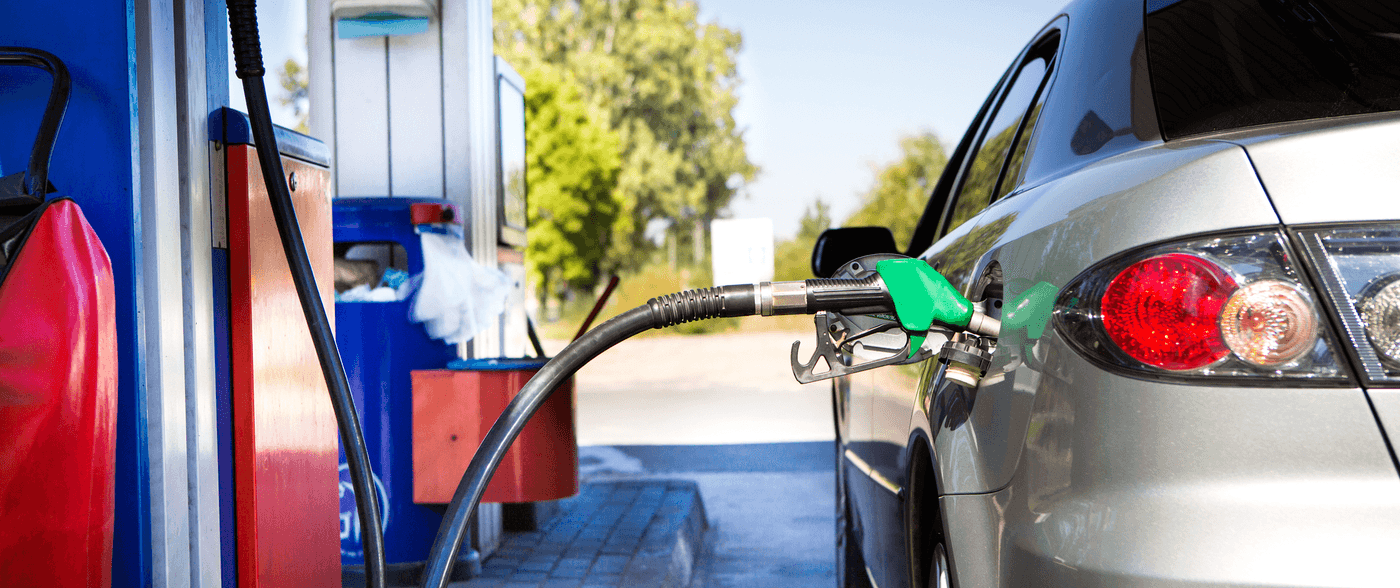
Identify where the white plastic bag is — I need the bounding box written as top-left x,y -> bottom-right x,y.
410,231 -> 511,344
337,284 -> 402,302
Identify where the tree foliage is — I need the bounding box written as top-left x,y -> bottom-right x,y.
522,65 -> 623,300
278,58 -> 310,133
843,132 -> 947,247
494,0 -> 757,274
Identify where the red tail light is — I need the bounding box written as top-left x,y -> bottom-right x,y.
1101,254 -> 1237,370
1053,231 -> 1347,383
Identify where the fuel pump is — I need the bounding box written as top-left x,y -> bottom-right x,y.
225,6 -> 997,588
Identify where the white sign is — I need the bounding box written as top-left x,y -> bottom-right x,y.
711,218 -> 774,287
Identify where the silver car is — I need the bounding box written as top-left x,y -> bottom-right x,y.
823,0 -> 1400,586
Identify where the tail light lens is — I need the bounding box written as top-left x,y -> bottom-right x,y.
1101,254 -> 1237,370
1219,280 -> 1317,367
1055,231 -> 1347,383
1295,226 -> 1400,385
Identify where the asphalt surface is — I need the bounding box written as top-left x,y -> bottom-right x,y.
544,330 -> 840,587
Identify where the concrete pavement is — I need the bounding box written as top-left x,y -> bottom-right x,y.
545,330 -> 836,446
538,331 -> 841,586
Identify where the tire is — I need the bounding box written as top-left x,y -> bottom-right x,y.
836,441 -> 873,588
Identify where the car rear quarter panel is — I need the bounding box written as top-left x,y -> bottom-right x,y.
920,139 -> 1281,496
1215,112 -> 1400,225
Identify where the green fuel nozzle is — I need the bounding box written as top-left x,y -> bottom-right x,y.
756,258 -> 999,338
766,258 -> 999,384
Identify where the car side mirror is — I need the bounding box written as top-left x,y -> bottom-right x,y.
811,227 -> 899,278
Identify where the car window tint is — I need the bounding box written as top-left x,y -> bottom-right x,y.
1148,0 -> 1400,140
998,100 -> 1044,201
946,57 -> 1048,234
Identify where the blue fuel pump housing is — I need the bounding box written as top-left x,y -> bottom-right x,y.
333,197 -> 460,572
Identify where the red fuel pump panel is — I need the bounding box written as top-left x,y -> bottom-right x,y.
0,199 -> 117,588
226,145 -> 339,588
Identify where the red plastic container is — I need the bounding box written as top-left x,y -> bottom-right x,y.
411,360 -> 577,504
0,199 -> 117,587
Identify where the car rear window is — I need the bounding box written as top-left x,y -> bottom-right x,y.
1146,0 -> 1400,140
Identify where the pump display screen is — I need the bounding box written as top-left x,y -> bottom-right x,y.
498,74 -> 527,248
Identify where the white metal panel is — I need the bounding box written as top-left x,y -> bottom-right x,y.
173,0 -> 222,585
333,34 -> 391,196
465,0 -> 496,267
440,0 -> 471,220
440,0 -> 500,358
465,0 -> 501,358
500,262 -> 529,358
134,0 -> 193,584
387,18 -> 444,198
308,0 -> 337,195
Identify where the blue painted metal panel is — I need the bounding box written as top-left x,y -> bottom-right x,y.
211,247 -> 237,588
333,197 -> 465,275
203,2 -> 239,587
213,107 -> 332,167
205,0 -> 230,114
334,198 -> 459,565
0,3 -> 150,587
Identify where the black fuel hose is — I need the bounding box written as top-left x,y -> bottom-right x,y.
224,2 -> 386,587
420,281 -> 890,588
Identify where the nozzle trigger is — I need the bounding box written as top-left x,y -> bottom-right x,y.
790,312 -> 933,384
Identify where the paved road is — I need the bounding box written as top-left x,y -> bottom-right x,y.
547,331 -> 841,587
545,331 -> 835,446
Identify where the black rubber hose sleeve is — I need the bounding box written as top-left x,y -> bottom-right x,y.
646,284 -> 755,327
226,0 -> 265,78
805,274 -> 892,314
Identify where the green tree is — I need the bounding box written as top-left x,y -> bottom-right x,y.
844,132 -> 947,246
495,0 -> 757,275
523,65 -> 623,302
773,199 -> 831,282
278,58 -> 309,133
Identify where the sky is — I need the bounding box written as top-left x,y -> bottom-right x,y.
234,0 -> 1070,239
695,0 -> 1070,238
227,0 -> 309,129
